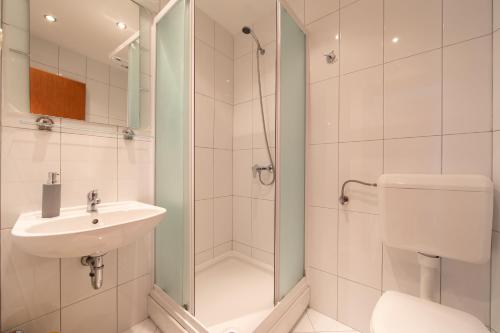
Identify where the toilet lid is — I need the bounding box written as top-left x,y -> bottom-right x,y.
371,291 -> 489,333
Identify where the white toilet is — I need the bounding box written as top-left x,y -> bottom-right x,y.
371,174 -> 493,333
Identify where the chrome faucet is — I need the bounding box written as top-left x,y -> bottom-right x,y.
87,189 -> 101,212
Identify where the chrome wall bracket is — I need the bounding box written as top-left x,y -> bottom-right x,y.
35,116 -> 55,131
122,127 -> 135,140
324,50 -> 337,64
81,255 -> 104,289
339,179 -> 378,205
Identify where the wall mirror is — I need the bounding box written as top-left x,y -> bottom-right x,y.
26,0 -> 143,128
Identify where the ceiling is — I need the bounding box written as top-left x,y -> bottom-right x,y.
30,0 -> 139,65
195,0 -> 275,34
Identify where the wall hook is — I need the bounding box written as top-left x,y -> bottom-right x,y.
324,50 -> 337,64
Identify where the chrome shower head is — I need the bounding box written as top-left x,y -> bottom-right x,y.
241,26 -> 265,55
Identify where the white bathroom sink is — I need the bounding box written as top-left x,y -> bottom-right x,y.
11,201 -> 166,258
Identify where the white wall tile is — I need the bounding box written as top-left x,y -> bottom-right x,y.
340,0 -> 383,74
233,149 -> 252,197
215,24 -> 234,59
338,278 -> 381,333
253,42 -> 276,98
494,32 -> 500,131
339,141 -> 382,214
443,132 -> 493,177
1,127 -> 60,229
234,241 -> 252,256
3,0 -> 29,30
233,196 -> 252,245
339,65 -> 383,142
215,52 -> 234,104
384,50 -> 442,139
307,12 -> 339,83
234,54 -> 253,103
305,0 -> 339,24
310,77 -> 339,144
30,37 -> 58,68
195,148 -> 214,200
492,232 -> 500,332
308,268 -> 338,319
61,288 -> 117,333
214,197 -> 233,246
195,39 -> 215,98
338,211 -> 382,289
86,58 -> 110,84
86,79 -> 110,119
117,139 -> 154,203
109,87 -> 127,123
195,93 -> 215,148
214,242 -> 232,257
494,132 -> 500,232
382,246 -> 421,297
1,230 -> 60,331
6,311 -> 60,333
195,7 -> 215,47
384,0 -> 442,62
252,199 -> 275,253
288,0 -> 305,25
59,48 -> 86,77
443,35 -> 493,134
495,0 -> 500,31
214,149 -> 233,197
308,144 -> 339,208
253,95 -> 276,148
110,67 -> 128,89
442,259 -> 491,325
118,232 -> 153,284
252,247 -> 274,265
4,50 -> 30,115
118,274 -> 153,332
195,199 -> 214,253
233,101 -> 253,149
61,251 -> 117,306
384,136 -> 442,173
443,0 -> 492,46
252,10 -> 276,46
61,134 -> 117,207
214,101 -> 233,150
308,207 -> 338,275
234,33 -> 252,59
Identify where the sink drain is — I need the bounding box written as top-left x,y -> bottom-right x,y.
91,218 -> 99,224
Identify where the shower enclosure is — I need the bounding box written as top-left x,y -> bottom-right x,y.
153,0 -> 306,331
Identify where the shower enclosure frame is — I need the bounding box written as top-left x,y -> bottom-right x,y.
274,0 -> 309,304
151,0 -> 196,314
151,0 -> 309,329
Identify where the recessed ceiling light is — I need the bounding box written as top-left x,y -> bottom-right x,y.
44,14 -> 57,23
392,36 -> 399,43
116,22 -> 127,30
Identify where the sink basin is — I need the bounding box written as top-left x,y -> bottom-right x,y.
12,201 -> 166,258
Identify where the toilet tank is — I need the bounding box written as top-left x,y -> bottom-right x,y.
378,174 -> 493,264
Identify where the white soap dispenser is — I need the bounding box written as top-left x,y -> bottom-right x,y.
42,172 -> 61,218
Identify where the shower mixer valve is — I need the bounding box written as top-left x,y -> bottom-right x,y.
252,164 -> 274,177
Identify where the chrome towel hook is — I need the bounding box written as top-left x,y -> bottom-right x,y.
339,179 -> 378,205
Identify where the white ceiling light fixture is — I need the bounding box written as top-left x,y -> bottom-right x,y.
116,21 -> 127,30
44,14 -> 57,23
392,36 -> 399,43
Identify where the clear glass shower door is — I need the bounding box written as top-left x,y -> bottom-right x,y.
276,2 -> 307,301
154,0 -> 193,308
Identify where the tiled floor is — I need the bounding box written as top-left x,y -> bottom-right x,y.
293,309 -> 359,333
